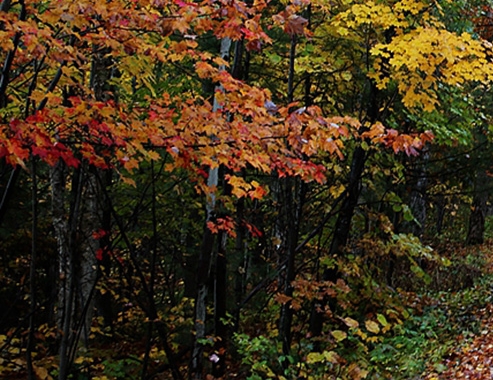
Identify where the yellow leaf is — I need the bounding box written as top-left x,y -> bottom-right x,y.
365,320 -> 380,334
366,336 -> 380,343
306,352 -> 324,364
227,175 -> 251,198
323,350 -> 339,363
331,330 -> 347,342
343,317 -> 359,328
33,365 -> 52,380
306,350 -> 339,364
248,182 -> 267,200
347,362 -> 369,380
120,175 -> 136,187
266,367 -> 276,377
354,328 -> 368,340
74,356 -> 93,364
30,90 -> 46,103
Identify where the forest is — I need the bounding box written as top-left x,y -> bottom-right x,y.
2,0 -> 493,379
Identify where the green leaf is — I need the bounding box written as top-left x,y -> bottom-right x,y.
403,206 -> 414,222
377,313 -> 388,327
392,203 -> 403,212
435,363 -> 448,373
266,52 -> 282,64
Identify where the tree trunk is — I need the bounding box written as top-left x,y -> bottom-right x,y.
76,42 -> 115,346
466,168 -> 488,245
50,161 -> 79,380
403,147 -> 429,239
211,230 -> 228,377
78,169 -> 100,346
435,193 -> 446,236
278,177 -> 305,366
190,37 -> 232,380
26,157 -> 38,380
0,0 -> 25,226
277,34 -> 301,364
309,77 -> 379,338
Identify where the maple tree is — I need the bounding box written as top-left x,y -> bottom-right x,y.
2,0 -> 493,379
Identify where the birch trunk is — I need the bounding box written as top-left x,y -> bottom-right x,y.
50,160 -> 78,380
76,44 -> 114,345
190,37 -> 232,380
78,170 -> 100,346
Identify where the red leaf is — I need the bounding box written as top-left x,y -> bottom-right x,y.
95,248 -> 104,261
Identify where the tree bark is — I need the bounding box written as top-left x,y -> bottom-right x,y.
0,0 -> 25,226
211,230 -> 228,377
78,169 -> 100,346
75,42 -> 115,347
278,177 -> 305,366
50,161 -> 79,380
403,147 -> 429,239
466,168 -> 488,245
190,37 -> 232,380
26,157 -> 38,380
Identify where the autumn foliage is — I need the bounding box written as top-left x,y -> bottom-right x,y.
2,0 -> 493,379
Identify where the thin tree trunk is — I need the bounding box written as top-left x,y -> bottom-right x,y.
211,230 -> 228,377
466,168 -> 488,245
211,35 -> 249,378
26,156 -> 38,380
0,0 -> 25,226
76,43 -> 114,347
190,148 -> 219,380
0,167 -> 20,227
309,78 -> 379,338
0,0 -> 25,107
403,147 -> 429,239
312,144 -> 366,327
78,169 -> 100,346
51,161 -> 80,380
278,177 -> 305,365
141,161 -> 159,380
277,31 -> 309,366
190,37 -> 232,380
435,193 -> 446,235
96,174 -> 183,380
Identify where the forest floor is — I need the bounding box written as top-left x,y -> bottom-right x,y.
424,303 -> 493,379
420,242 -> 493,380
